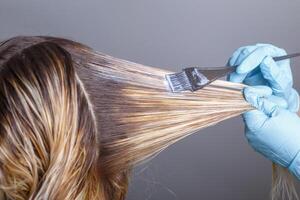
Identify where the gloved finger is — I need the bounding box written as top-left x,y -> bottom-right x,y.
229,45 -> 259,66
227,44 -> 270,82
228,44 -> 269,66
236,45 -> 286,74
228,46 -> 251,66
243,86 -> 284,116
260,56 -> 293,96
243,85 -> 272,98
266,95 -> 288,109
243,110 -> 268,132
227,72 -> 247,83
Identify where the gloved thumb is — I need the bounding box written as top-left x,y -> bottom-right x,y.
243,86 -> 288,116
242,86 -> 288,133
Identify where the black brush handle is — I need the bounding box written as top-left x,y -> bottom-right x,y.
166,52 -> 300,93
227,52 -> 300,71
205,52 -> 300,89
273,52 -> 300,62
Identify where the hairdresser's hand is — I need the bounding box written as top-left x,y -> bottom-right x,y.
227,43 -> 299,112
243,86 -> 300,180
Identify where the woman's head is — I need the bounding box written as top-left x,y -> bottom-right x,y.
0,36 -> 252,200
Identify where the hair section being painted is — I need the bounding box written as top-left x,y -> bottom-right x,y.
0,36 -> 296,200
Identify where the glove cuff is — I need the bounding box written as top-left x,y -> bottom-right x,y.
288,149 -> 300,180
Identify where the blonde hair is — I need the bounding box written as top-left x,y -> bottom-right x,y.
0,36 -> 296,199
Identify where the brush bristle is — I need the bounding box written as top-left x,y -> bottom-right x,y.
165,72 -> 192,92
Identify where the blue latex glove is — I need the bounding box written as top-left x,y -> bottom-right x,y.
227,43 -> 299,112
243,86 -> 300,179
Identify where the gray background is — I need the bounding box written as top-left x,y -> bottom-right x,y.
1,0 -> 300,199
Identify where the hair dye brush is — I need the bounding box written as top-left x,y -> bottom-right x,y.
166,53 -> 300,93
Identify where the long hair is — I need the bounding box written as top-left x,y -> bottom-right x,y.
0,36 -> 296,199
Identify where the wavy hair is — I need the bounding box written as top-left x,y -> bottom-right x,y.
0,36 -> 296,200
